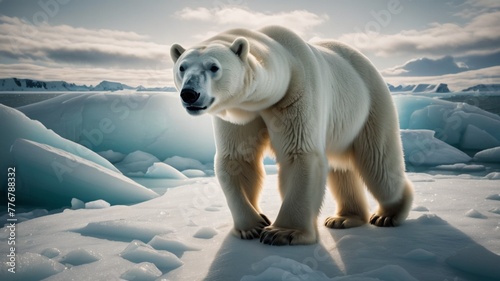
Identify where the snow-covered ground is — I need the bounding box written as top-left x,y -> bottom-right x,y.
1,173 -> 499,280
1,91 -> 499,280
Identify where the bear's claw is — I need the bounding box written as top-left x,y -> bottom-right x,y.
369,214 -> 395,227
260,226 -> 316,246
324,216 -> 367,229
234,213 -> 271,240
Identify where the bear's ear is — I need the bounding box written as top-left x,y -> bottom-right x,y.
230,37 -> 249,61
170,44 -> 185,63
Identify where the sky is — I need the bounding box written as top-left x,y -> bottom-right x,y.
0,0 -> 499,90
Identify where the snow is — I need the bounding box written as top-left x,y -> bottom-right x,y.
120,262 -> 162,281
59,249 -> 101,266
1,173 -> 499,281
181,169 -> 207,178
163,156 -> 208,171
464,209 -> 487,219
120,240 -> 183,271
446,245 -> 500,280
145,162 -> 188,179
70,198 -> 85,210
40,248 -> 61,259
76,220 -> 173,243
193,227 -> 219,239
147,235 -> 200,258
85,200 -> 111,209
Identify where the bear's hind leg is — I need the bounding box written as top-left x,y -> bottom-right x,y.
353,128 -> 413,227
325,169 -> 369,229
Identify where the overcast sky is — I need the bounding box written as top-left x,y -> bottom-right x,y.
0,0 -> 499,90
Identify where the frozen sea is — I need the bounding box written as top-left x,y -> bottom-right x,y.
0,90 -> 499,281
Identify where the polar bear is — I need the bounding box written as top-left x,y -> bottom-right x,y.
170,26 -> 413,245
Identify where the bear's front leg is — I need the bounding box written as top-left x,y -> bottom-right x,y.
260,151 -> 327,245
216,155 -> 271,239
214,117 -> 271,240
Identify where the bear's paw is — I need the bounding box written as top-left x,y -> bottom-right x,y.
232,214 -> 271,240
260,226 -> 317,246
324,216 -> 367,229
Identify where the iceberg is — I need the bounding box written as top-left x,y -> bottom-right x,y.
18,92 -> 216,163
11,138 -> 158,208
394,96 -> 500,151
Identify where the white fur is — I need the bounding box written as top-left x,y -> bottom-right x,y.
171,26 -> 413,245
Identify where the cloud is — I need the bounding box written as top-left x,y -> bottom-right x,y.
382,56 -> 469,76
453,0 -> 500,18
174,7 -> 328,37
0,16 -> 170,68
339,11 -> 500,58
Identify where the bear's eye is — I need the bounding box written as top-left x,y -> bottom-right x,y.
210,65 -> 219,73
179,65 -> 185,72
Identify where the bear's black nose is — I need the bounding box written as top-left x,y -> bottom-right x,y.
180,89 -> 200,104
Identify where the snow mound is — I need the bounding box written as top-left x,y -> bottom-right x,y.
489,207 -> 500,215
181,169 -> 207,178
120,262 -> 162,281
414,213 -> 447,225
164,155 -> 208,171
148,235 -> 200,258
77,220 -> 173,243
18,92 -> 216,163
0,252 -> 65,281
59,249 -> 101,266
40,248 -> 61,259
193,227 -> 218,239
402,249 -> 436,261
465,209 -> 487,219
115,151 -> 160,176
474,146 -> 500,163
85,199 -> 111,209
241,255 -> 331,281
11,138 -> 158,207
485,172 -> 500,179
145,162 -> 187,179
446,245 -> 500,280
433,163 -> 485,172
411,206 -> 429,212
401,130 -> 471,166
394,96 -> 500,152
333,265 -> 419,281
71,198 -> 85,210
120,240 -> 183,271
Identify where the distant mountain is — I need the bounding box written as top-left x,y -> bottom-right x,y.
0,78 -> 176,92
0,78 -> 91,91
387,83 -> 450,93
462,84 -> 500,92
136,85 -> 177,92
91,80 -> 134,91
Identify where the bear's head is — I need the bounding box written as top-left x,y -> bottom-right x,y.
170,38 -> 250,117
